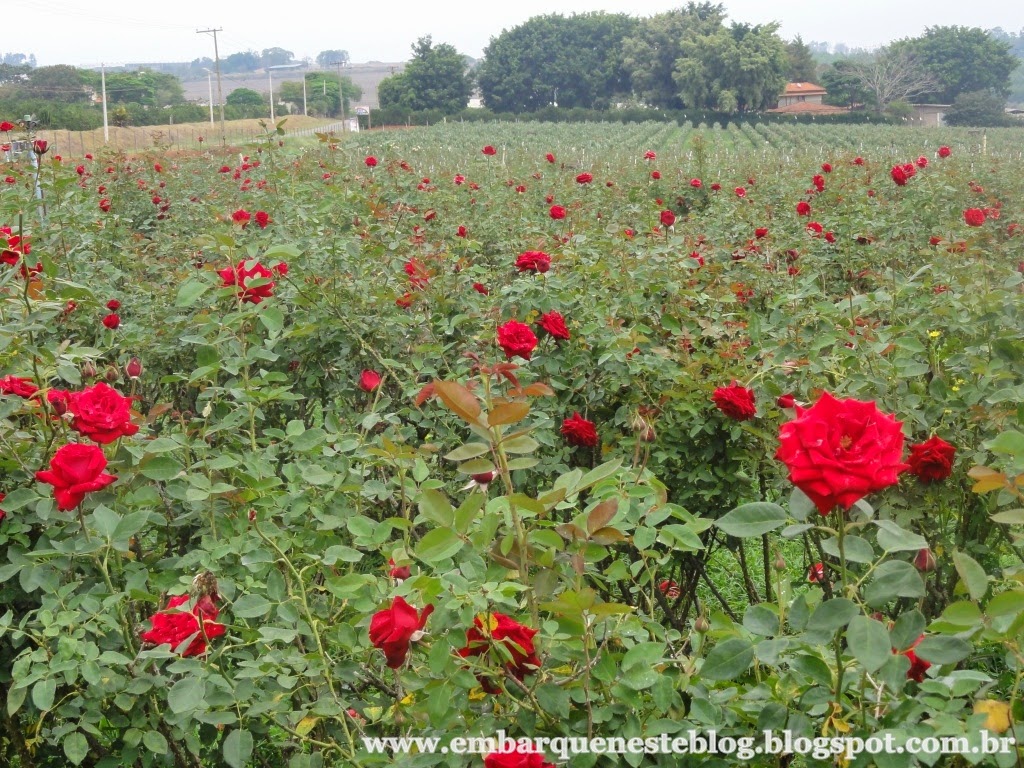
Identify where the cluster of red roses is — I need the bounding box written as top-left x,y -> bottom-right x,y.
370,598 -> 541,693
1,226 -> 42,278
218,259 -> 286,304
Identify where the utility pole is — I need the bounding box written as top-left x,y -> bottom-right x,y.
197,27 -> 226,144
328,60 -> 346,131
302,77 -> 307,116
203,69 -> 214,125
101,63 -> 109,143
268,69 -> 275,121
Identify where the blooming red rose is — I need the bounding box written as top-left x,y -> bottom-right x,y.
369,596 -> 433,668
915,156 -> 928,168
853,156 -> 864,165
660,209 -> 676,228
755,227 -> 769,238
99,198 -> 111,212
575,172 -> 593,185
561,411 -> 598,447
734,186 -> 747,198
712,381 -> 756,421
690,178 -> 702,188
140,594 -> 225,657
457,225 -> 468,238
0,375 -> 39,398
545,152 -> 555,163
0,121 -> 12,132
218,260 -> 276,304
364,156 -> 378,167
102,314 -> 120,330
658,580 -> 680,598
891,165 -> 909,186
482,145 -> 497,156
776,392 -> 909,514
35,443 -> 117,511
907,435 -> 955,483
106,299 -> 120,311
796,201 -> 811,216
937,146 -> 951,158
458,612 -> 540,690
359,370 -> 382,393
821,162 -> 832,173
67,382 -> 139,444
497,320 -> 538,361
484,745 -> 556,768
651,170 -> 661,180
644,150 -> 656,160
963,208 -> 985,227
807,563 -> 825,583
900,635 -> 931,682
536,310 -> 570,340
231,208 -> 251,227
807,221 -> 823,235
515,251 -> 551,274
473,282 -> 489,295
254,210 -> 270,229
549,205 -> 566,220
710,183 -> 721,191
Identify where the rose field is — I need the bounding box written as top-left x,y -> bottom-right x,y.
2,119 -> 1024,767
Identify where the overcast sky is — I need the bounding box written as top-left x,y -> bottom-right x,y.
8,0 -> 1024,67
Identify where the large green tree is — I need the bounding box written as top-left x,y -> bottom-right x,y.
621,2 -> 726,109
477,12 -> 638,113
819,59 -> 871,108
226,88 -> 265,107
315,50 -> 349,68
101,70 -> 185,106
377,36 -> 472,114
23,65 -> 91,103
894,26 -> 1018,103
786,36 -> 818,82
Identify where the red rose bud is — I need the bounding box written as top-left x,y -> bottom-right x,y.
102,313 -> 120,329
658,580 -> 680,599
125,357 -> 143,380
808,562 -> 825,583
81,361 -> 97,379
359,370 -> 382,393
388,558 -> 412,580
472,471 -> 496,484
914,548 -> 937,572
33,140 -> 48,155
777,394 -> 796,409
773,554 -> 786,572
103,365 -> 120,383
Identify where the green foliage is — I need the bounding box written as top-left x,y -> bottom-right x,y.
945,90 -> 1015,126
820,59 -> 872,108
377,37 -> 472,115
226,87 -> 266,108
786,35 -> 818,83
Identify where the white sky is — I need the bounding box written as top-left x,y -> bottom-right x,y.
7,0 -> 1024,67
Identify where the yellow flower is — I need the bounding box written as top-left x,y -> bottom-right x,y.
928,330 -> 941,339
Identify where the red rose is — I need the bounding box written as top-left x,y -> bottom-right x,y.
807,563 -> 825,583
254,211 -> 270,229
660,209 -> 676,228
106,299 -> 120,311
916,156 -> 928,168
515,251 -> 550,274
853,156 -> 864,165
891,165 -> 909,186
396,292 -> 414,309
99,198 -> 111,212
482,145 -> 497,156
369,596 -> 433,668
807,221 -> 823,235
545,153 -> 555,163
0,493 -> 5,524
658,580 -> 680,598
907,435 -> 955,483
710,183 -> 721,191
458,612 -> 540,690
388,559 -> 411,580
644,150 -> 656,160
825,231 -> 836,243
777,393 -> 795,409
497,320 -> 538,361
536,310 -> 570,340
734,186 -> 746,198
0,121 -> 13,132
484,745 -> 556,768
219,260 -> 276,304
549,205 -> 566,220
561,411 -> 598,447
140,594 -> 225,657
651,170 -> 661,180
32,140 -> 48,155
690,178 -> 702,188
359,370 -> 382,393
796,201 -> 811,216
456,225 -> 468,238
915,548 -> 937,572
125,358 -> 143,380
776,392 -> 909,514
575,172 -> 593,184
35,443 -> 117,511
472,282 -> 489,295
963,208 -> 985,227
0,375 -> 39,398
364,156 -> 378,167
102,314 -> 120,329
937,146 -> 951,158
900,636 -> 931,682
821,162 -> 832,173
67,382 -> 140,444
231,208 -> 251,227
712,381 -> 756,421
755,227 -> 769,238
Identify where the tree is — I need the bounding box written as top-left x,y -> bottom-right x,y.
226,88 -> 266,107
316,50 -> 349,68
278,73 -> 360,117
819,60 -> 871,108
377,36 -> 471,114
478,12 -> 638,113
786,36 -> 818,82
621,2 -> 726,108
851,48 -> 939,113
945,90 -> 1012,126
24,65 -> 91,103
101,70 -> 184,106
222,51 -> 260,73
260,48 -> 295,68
895,26 -> 1019,104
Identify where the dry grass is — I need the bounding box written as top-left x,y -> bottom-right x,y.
34,115 -> 341,156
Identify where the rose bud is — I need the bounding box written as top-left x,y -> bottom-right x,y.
914,548 -> 936,572
472,471 -> 496,485
777,393 -> 795,409
808,563 -> 825,583
125,357 -> 143,380
773,554 -> 786,572
694,616 -> 710,633
81,361 -> 97,379
641,426 -> 656,443
104,365 -> 119,383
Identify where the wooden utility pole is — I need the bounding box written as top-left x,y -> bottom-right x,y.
197,28 -> 226,144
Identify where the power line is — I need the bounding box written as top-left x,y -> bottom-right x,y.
197,28 -> 226,144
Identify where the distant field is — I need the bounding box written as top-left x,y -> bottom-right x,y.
179,62 -> 405,110
32,115 -> 343,155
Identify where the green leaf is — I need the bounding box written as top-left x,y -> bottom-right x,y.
232,594 -> 272,618
223,728 -> 254,768
743,604 -> 780,637
864,561 -> 926,607
175,279 -> 209,307
143,730 -> 169,754
715,503 -> 787,538
806,598 -> 859,633
701,637 -> 755,681
259,306 -> 285,335
874,520 -> 928,552
820,534 -> 875,563
444,443 -> 491,461
534,684 -> 571,717
32,678 -> 56,711
577,459 -> 623,492
91,506 -> 121,539
620,665 -> 661,690
952,550 -> 989,601
415,528 -> 464,563
789,487 -> 817,521
621,642 -> 665,671
988,430 -> 1024,457
167,676 -> 204,714
890,609 -> 926,651
139,455 -> 185,481
846,616 -> 892,673
64,732 -> 89,766
914,636 -> 972,664
418,489 -> 454,527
